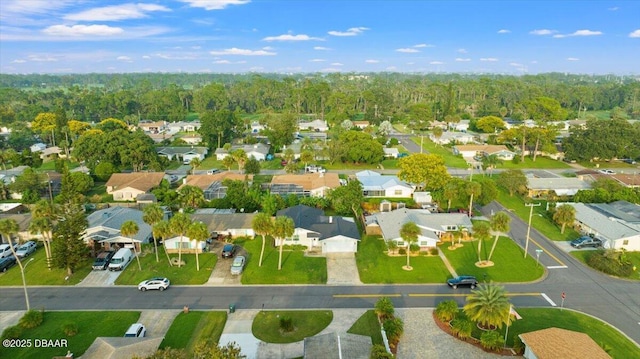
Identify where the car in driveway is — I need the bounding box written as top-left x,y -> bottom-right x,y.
447,275 -> 478,289
138,277 -> 170,291
15,241 -> 37,258
92,250 -> 116,270
221,244 -> 238,258
230,255 -> 246,275
570,235 -> 602,249
598,169 -> 616,175
0,255 -> 17,272
124,323 -> 146,337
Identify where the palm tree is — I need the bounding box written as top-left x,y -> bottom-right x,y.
400,221 -> 420,269
29,217 -> 53,270
178,185 -> 205,209
222,155 -> 236,171
488,212 -> 511,262
0,218 -> 30,309
463,283 -> 510,329
273,216 -> 294,270
189,157 -> 201,175
232,149 -> 248,173
472,221 -> 491,264
32,200 -> 58,267
443,179 -> 461,212
143,204 -> 164,262
481,154 -> 502,176
252,212 -> 274,267
187,221 -> 209,271
553,204 -> 576,234
153,220 -> 173,266
120,220 -> 141,271
465,181 -> 482,216
170,213 -> 191,268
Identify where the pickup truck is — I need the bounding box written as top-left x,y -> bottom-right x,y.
570,236 -> 602,249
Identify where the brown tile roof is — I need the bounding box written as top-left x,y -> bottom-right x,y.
106,172 -> 165,192
271,173 -> 340,191
455,144 -> 512,154
178,172 -> 252,190
519,327 -> 611,359
611,173 -> 640,187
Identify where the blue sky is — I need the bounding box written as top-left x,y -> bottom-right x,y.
1,0 -> 639,74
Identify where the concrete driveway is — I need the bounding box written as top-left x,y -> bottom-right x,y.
206,242 -> 246,285
326,253 -> 362,285
138,310 -> 181,337
76,269 -> 123,286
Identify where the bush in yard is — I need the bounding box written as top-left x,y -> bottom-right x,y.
398,248 -> 406,255
586,250 -> 633,277
480,330 -> 504,352
512,335 -> 524,354
409,243 -> 420,254
450,318 -> 473,340
62,322 -> 79,336
434,300 -> 458,322
383,317 -> 404,345
429,247 -> 439,256
279,316 -> 294,332
375,297 -> 395,322
1,325 -> 22,340
19,309 -> 44,329
370,344 -> 394,359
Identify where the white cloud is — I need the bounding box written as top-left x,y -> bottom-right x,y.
309,59 -> 325,62
191,46 -> 202,50
0,0 -> 77,25
142,55 -> 151,59
27,54 -> 58,62
430,61 -> 444,65
209,47 -> 276,56
509,62 -> 524,67
406,62 -> 414,65
117,56 -> 132,62
11,59 -> 26,63
320,67 -> 341,72
236,60 -> 246,64
179,0 -> 251,10
608,6 -> 618,11
497,29 -> 510,34
327,27 -> 369,36
42,24 -> 124,37
214,59 -> 231,64
262,46 -> 274,50
263,33 -> 322,41
65,3 -> 170,21
480,57 -> 499,62
155,53 -> 199,60
396,48 -> 419,53
567,57 -> 580,61
630,29 -> 640,38
455,58 -> 471,62
529,29 -> 556,35
249,66 -> 264,71
331,62 -> 343,66
314,46 -> 330,50
365,59 -> 379,63
553,29 -> 602,38
457,48 -> 467,53
386,66 -> 397,71
413,43 -> 434,48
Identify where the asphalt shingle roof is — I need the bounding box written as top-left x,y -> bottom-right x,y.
277,205 -> 360,241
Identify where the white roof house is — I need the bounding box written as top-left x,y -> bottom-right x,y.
527,178 -> 591,197
30,143 -> 47,153
356,170 -> 413,198
430,132 -> 476,145
298,119 -> 329,132
565,202 -> 640,251
215,143 -> 270,161
383,148 -> 400,158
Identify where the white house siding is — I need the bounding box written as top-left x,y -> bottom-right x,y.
321,236 -> 358,254
610,235 -> 640,251
164,237 -> 207,253
111,187 -> 145,201
383,185 -> 413,198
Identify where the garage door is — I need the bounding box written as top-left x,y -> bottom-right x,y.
322,239 -> 356,254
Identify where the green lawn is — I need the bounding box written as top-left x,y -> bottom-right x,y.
570,251 -> 640,281
356,236 -> 451,284
410,137 -> 469,168
114,246 -> 217,285
442,236 -> 545,282
236,237 -> 327,284
499,156 -> 571,169
37,160 -> 80,171
160,311 -> 227,352
252,310 -> 333,343
0,247 -> 91,286
0,311 -> 140,359
347,310 -> 384,345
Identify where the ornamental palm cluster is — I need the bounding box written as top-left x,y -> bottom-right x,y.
463,283 -> 510,329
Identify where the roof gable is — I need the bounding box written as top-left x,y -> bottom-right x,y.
277,205 -> 360,240
106,172 -> 164,192
519,328 -> 610,359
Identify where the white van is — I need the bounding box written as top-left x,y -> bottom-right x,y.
124,323 -> 146,337
108,248 -> 133,271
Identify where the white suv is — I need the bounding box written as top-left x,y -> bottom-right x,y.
124,323 -> 146,338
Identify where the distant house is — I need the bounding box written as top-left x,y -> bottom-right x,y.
84,207 -> 153,250
81,336 -> 164,359
191,211 -> 257,238
453,144 -> 516,161
269,173 -> 340,197
163,236 -> 207,253
106,172 -> 165,201
0,213 -> 43,243
383,148 -> 399,158
179,172 -> 252,200
304,332 -> 372,359
430,132 -> 476,145
30,143 -> 47,153
355,170 -> 413,198
157,146 -> 208,163
39,146 -> 62,159
519,328 -> 610,359
366,208 -> 473,248
168,121 -> 201,133
180,134 -> 202,145
250,121 -> 266,134
526,177 -> 591,197
277,205 -> 360,254
138,121 -> 167,133
451,120 -> 470,132
147,132 -> 174,143
298,119 -> 329,132
215,143 -> 270,161
352,121 -> 370,129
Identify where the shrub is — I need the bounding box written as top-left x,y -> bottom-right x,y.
383,317 -> 404,344
511,156 -> 521,164
62,322 -> 79,336
450,319 -> 473,340
1,325 -> 22,340
429,247 -> 439,256
398,248 -> 406,255
375,297 -> 395,322
480,330 -> 504,352
279,316 -> 294,332
370,344 -> 393,359
19,309 -> 44,329
512,335 -> 524,354
434,300 -> 458,322
409,244 -> 420,254
586,250 -> 633,277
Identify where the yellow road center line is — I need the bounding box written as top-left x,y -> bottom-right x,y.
333,294 -> 402,298
529,237 -> 567,267
334,292 -> 541,298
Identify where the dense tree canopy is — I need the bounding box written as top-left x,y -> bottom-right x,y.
398,153 -> 450,191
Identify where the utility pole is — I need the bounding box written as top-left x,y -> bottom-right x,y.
524,202 -> 541,258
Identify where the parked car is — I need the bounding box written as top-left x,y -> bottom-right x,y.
138,277 -> 170,291
230,256 -> 246,275
570,235 -> 602,249
221,244 -> 238,258
108,248 -> 133,271
92,250 -> 116,270
0,255 -> 17,272
124,323 -> 146,337
0,244 -> 16,258
622,159 -> 637,164
15,241 -> 37,258
598,169 -> 616,175
447,275 -> 478,289
305,165 -> 326,173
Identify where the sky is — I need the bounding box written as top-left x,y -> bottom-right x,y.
1,0 -> 639,75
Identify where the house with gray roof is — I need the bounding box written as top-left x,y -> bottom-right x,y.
355,170 -> 414,198
84,207 -> 153,250
564,202 -> 640,251
303,332 -> 372,359
366,208 -> 472,248
527,177 -> 591,197
215,143 -> 271,161
277,205 -> 360,254
156,146 -> 208,163
191,212 -> 257,238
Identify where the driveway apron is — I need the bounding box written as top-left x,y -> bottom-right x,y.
326,253 -> 362,285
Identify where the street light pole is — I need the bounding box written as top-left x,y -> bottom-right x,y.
20,257 -> 35,310
524,202 -> 541,258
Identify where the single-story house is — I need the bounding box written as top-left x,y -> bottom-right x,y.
147,132 -> 174,143
527,177 -> 591,197
453,144 -> 516,161
215,143 -> 271,161
365,208 -> 473,248
81,337 -> 164,359
84,206 -> 153,251
451,120 -> 470,132
29,143 -> 47,153
180,134 -> 202,145
0,213 -> 43,244
106,172 -> 165,201
250,121 -> 266,134
138,121 -> 167,133
356,170 -> 413,198
39,146 -> 62,159
299,119 -> 329,132
191,212 -> 257,238
303,332 -> 372,359
277,205 -> 361,254
179,172 -> 252,200
353,121 -> 370,129
163,236 -> 207,253
563,202 -> 640,251
383,148 -> 399,158
157,146 -> 208,163
168,121 -> 200,133
269,173 -> 340,197
282,142 -> 326,161
430,132 -> 476,145
519,328 -> 610,359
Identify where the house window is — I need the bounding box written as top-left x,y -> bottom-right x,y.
623,240 -> 629,245
292,235 -> 299,241
394,190 -> 402,196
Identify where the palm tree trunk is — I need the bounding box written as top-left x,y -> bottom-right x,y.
133,239 -> 141,271
477,238 -> 483,263
164,243 -> 173,266
278,237 -> 284,270
153,235 -> 159,262
561,223 -> 566,234
488,234 -> 500,262
178,234 -> 183,268
259,234 -> 266,267
406,244 -> 411,268
195,240 -> 200,271
468,194 -> 474,216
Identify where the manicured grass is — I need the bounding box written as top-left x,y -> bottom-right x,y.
236,237 -> 327,284
356,236 -> 451,284
0,311 -> 140,359
321,161 -> 381,170
252,310 -> 333,343
0,247 -> 92,286
442,236 -> 545,282
505,308 -> 640,359
499,156 -> 571,169
160,311 -> 227,352
380,158 -> 399,169
347,310 -> 384,345
37,160 -> 80,171
410,137 -> 469,168
570,251 -> 640,281
114,246 -> 217,285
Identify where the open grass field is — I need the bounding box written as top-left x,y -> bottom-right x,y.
347,310 -> 384,345
499,156 -> 571,169
235,237 -> 327,284
160,311 -> 227,352
570,250 -> 640,281
0,246 -> 92,286
442,236 -> 545,282
356,236 -> 451,283
411,137 -> 469,168
252,310 -> 333,343
0,311 -> 140,359
114,246 -> 217,285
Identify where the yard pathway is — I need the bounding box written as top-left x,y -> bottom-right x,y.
438,248 -> 458,278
